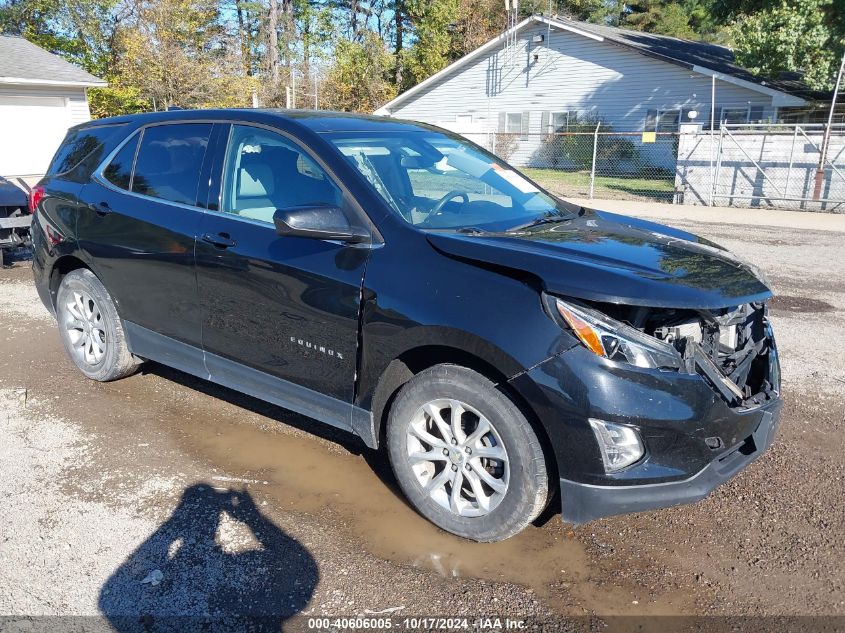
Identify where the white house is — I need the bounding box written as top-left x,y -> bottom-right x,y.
0,36 -> 106,179
375,15 -> 818,168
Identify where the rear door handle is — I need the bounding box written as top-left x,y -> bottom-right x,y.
95,201 -> 111,216
201,232 -> 237,249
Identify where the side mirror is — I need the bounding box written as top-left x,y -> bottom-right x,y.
273,205 -> 370,244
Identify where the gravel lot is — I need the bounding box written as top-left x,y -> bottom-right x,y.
0,207 -> 843,629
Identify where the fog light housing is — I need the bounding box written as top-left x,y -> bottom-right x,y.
588,419 -> 644,472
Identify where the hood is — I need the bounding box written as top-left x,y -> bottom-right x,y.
425,209 -> 772,310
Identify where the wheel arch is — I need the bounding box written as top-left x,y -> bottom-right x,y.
48,255 -> 94,312
365,343 -> 560,488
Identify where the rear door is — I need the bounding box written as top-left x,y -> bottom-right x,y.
195,123 -> 372,428
78,122 -> 215,356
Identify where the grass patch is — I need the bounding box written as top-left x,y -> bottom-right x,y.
523,168 -> 675,202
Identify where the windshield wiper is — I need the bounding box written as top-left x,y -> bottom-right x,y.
506,215 -> 573,232
455,227 -> 488,235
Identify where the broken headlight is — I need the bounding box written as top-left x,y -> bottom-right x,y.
550,297 -> 683,370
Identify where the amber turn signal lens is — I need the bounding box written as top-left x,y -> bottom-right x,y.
556,302 -> 607,357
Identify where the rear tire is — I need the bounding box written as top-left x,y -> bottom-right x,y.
386,364 -> 548,542
56,269 -> 140,382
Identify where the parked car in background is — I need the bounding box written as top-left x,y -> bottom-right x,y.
0,176 -> 31,265
30,110 -> 782,541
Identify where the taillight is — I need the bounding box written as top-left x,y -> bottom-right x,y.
28,185 -> 45,214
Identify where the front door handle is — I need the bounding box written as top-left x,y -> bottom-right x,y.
201,232 -> 237,249
95,201 -> 111,216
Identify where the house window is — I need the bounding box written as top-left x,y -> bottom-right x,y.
723,107 -> 750,124
656,110 -> 680,133
505,113 -> 522,134
551,112 -> 568,132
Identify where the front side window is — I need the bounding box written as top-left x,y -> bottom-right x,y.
131,123 -> 212,205
221,125 -> 343,225
326,130 -> 579,232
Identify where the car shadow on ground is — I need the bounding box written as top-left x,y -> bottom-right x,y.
98,484 -> 318,632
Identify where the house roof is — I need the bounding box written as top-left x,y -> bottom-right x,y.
376,15 -> 819,115
560,18 -> 825,102
0,36 -> 106,87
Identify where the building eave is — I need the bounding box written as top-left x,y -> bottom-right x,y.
0,76 -> 107,88
690,65 -> 805,106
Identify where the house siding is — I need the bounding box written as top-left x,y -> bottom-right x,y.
385,25 -> 775,167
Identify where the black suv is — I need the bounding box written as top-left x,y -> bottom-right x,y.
32,110 -> 782,541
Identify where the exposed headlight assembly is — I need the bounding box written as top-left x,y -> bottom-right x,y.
549,296 -> 683,370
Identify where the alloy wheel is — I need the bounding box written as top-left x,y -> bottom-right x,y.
406,398 -> 510,517
64,291 -> 107,366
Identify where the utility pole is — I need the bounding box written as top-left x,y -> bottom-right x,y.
813,50 -> 845,200
314,70 -> 318,110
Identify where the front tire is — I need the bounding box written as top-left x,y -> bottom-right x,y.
56,269 -> 140,382
386,364 -> 548,542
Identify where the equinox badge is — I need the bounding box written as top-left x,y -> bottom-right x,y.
291,337 -> 344,360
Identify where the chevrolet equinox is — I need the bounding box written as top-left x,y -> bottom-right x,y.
31,110 -> 782,541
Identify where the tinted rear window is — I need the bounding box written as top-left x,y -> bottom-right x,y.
47,124 -> 126,180
103,134 -> 139,190
131,124 -> 212,205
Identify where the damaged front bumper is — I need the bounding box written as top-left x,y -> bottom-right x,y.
559,398 -> 781,523
507,316 -> 782,524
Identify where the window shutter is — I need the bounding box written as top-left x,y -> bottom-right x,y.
521,111 -> 530,139
645,109 -> 658,132
541,111 -> 550,134
749,106 -> 764,123
498,112 -> 506,133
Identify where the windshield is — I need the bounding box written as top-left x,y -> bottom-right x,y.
324,130 -> 581,232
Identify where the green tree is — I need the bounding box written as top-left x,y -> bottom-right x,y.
0,0 -> 120,76
729,0 -> 844,90
624,0 -> 693,39
401,0 -> 459,89
323,31 -> 396,111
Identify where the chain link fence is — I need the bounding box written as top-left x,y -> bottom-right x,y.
677,124 -> 845,212
472,128 -> 681,203
459,123 -> 845,212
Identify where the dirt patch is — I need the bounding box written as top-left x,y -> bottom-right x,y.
769,295 -> 836,314
1,206 -> 843,623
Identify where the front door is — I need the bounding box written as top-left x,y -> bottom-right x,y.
195,123 -> 371,428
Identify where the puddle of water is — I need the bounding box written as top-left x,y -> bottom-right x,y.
175,409 -> 591,591
154,395 -> 693,616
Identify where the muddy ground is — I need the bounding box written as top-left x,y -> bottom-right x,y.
0,213 -> 843,629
